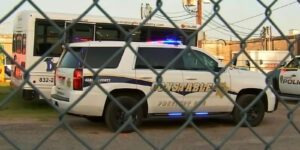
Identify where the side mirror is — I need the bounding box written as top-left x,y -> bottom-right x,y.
214,63 -> 224,72
232,58 -> 237,66
245,60 -> 250,67
280,62 -> 287,67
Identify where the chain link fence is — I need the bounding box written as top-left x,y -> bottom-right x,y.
0,0 -> 300,149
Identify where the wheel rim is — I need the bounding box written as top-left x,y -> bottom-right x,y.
116,109 -> 126,125
114,108 -> 138,126
247,104 -> 259,121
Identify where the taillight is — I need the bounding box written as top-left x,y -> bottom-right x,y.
13,62 -> 25,79
73,68 -> 83,90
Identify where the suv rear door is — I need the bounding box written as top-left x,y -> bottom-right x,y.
54,47 -> 84,99
54,46 -> 125,99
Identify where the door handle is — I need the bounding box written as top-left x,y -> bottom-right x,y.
139,77 -> 152,80
291,74 -> 296,77
185,78 -> 197,81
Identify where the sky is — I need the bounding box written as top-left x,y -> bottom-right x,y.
0,0 -> 299,40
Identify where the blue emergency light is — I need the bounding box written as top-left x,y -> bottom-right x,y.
162,39 -> 182,45
168,112 -> 182,116
195,112 -> 208,116
148,38 -> 182,45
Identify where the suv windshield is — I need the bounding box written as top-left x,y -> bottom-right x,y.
58,47 -> 124,68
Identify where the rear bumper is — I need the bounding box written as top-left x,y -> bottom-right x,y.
51,87 -> 107,117
51,94 -> 69,102
10,79 -> 52,100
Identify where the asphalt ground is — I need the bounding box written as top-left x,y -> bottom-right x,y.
0,101 -> 299,150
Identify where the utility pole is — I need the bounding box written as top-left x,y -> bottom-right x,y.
264,26 -> 272,50
197,0 -> 203,25
269,26 -> 272,50
183,0 -> 205,47
183,0 -> 203,25
197,0 -> 203,47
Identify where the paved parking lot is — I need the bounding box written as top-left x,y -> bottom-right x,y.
0,101 -> 299,150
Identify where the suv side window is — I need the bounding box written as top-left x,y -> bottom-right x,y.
135,47 -> 183,69
84,47 -> 124,68
182,50 -> 217,71
286,58 -> 300,69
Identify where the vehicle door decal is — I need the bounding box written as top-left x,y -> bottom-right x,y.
83,76 -> 152,87
82,76 -> 237,96
44,57 -> 56,72
280,75 -> 300,85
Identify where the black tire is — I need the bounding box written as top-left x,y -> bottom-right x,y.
104,96 -> 143,132
232,94 -> 265,127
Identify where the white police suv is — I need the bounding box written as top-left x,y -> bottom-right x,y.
51,41 -> 277,132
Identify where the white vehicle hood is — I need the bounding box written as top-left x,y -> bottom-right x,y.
228,68 -> 268,92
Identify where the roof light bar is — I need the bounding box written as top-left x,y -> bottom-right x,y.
147,39 -> 182,45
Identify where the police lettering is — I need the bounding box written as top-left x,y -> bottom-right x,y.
282,79 -> 300,85
157,100 -> 206,107
155,82 -> 214,93
84,78 -> 111,83
158,101 -> 192,107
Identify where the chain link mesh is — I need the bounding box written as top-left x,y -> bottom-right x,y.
1,0 -> 300,149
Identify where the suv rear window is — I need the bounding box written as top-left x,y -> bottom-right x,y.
59,48 -> 83,68
58,47 -> 124,68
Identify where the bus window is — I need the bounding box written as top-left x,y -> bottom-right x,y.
95,28 -> 119,41
145,27 -> 196,45
95,24 -> 138,41
16,34 -> 22,54
22,34 -> 26,54
67,23 -> 94,43
34,19 -> 64,57
12,34 -> 16,53
182,29 -> 197,45
129,29 -> 141,42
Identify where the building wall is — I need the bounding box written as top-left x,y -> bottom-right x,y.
202,35 -> 300,64
202,40 -> 231,63
0,34 -> 13,57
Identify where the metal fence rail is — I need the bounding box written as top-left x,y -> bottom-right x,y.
1,0 -> 300,149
